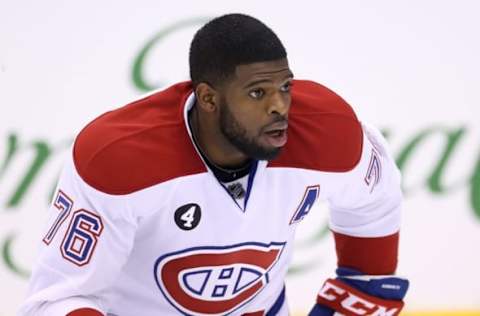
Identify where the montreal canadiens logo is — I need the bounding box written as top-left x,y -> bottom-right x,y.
154,242 -> 286,315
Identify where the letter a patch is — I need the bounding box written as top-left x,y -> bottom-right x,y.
290,185 -> 320,225
365,149 -> 381,192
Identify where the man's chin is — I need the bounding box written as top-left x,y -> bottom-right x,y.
229,138 -> 284,161
251,146 -> 282,161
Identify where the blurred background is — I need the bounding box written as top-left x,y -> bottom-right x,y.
1,0 -> 479,315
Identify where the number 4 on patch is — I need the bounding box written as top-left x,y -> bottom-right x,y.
174,203 -> 202,230
181,206 -> 197,228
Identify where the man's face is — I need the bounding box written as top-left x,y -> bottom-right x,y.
217,58 -> 293,161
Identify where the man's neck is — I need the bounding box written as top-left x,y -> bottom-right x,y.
189,105 -> 249,169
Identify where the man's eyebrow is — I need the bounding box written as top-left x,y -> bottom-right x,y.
243,73 -> 294,89
243,79 -> 272,89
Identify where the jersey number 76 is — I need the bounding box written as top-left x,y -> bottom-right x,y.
42,190 -> 104,266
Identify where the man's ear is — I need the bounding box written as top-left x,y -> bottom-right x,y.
195,83 -> 218,113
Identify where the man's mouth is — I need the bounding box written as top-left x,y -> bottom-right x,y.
263,121 -> 288,147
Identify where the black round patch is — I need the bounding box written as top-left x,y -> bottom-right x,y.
174,203 -> 201,230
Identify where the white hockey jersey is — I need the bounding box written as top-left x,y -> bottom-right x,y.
19,80 -> 403,316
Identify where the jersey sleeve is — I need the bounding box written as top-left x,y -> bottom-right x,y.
327,122 -> 403,274
18,151 -> 137,316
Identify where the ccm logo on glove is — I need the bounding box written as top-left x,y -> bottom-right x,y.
317,279 -> 403,316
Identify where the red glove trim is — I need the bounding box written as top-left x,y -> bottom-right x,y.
334,231 -> 399,275
67,308 -> 104,316
316,279 -> 404,316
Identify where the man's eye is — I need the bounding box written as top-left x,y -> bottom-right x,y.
280,82 -> 292,92
249,89 -> 264,99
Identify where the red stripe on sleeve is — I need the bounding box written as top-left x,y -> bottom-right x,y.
67,308 -> 104,316
333,231 -> 399,275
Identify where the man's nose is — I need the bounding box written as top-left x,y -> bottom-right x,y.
267,92 -> 290,117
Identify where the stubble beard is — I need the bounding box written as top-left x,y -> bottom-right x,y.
219,102 -> 282,161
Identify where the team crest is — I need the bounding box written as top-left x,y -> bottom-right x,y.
154,242 -> 285,315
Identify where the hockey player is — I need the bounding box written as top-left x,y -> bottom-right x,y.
19,13 -> 408,316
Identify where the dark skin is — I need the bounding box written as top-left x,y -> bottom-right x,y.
190,58 -> 294,168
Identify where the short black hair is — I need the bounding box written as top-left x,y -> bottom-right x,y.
189,13 -> 287,88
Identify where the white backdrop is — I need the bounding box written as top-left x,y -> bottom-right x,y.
1,1 -> 480,315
